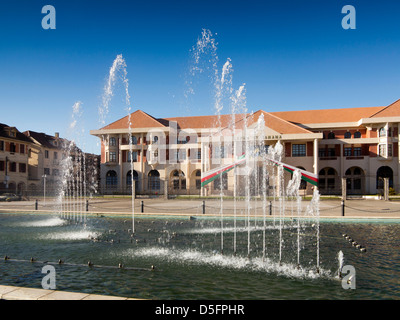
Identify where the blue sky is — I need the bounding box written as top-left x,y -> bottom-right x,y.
1,0 -> 400,154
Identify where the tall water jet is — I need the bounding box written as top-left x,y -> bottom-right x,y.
98,54 -> 133,232
286,168 -> 302,266
306,187 -> 321,272
215,59 -> 233,254
256,113 -> 267,261
58,101 -> 87,224
230,84 -> 246,255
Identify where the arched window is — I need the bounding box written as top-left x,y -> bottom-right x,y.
148,170 -> 160,191
376,166 -> 393,189
127,170 -> 139,190
328,132 -> 335,139
171,170 -> 186,190
106,170 -> 118,186
354,131 -> 361,138
344,132 -> 351,139
318,167 -> 337,193
345,167 -> 364,193
327,168 -> 335,175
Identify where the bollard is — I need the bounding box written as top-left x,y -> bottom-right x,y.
86,200 -> 89,212
202,201 -> 205,214
141,200 -> 144,213
35,199 -> 38,210
269,201 -> 272,216
341,200 -> 345,216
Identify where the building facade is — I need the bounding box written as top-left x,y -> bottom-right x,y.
1,125 -> 100,197
0,124 -> 32,195
90,99 -> 400,197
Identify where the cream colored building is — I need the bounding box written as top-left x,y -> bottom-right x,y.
0,124 -> 31,195
91,99 -> 400,197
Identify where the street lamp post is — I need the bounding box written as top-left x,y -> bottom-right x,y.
42,174 -> 47,206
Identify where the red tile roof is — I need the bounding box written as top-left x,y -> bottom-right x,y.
98,100 -> 400,134
101,110 -> 167,130
271,106 -> 385,124
370,99 -> 400,118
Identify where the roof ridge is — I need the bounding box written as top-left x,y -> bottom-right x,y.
256,110 -> 313,134
369,98 -> 400,118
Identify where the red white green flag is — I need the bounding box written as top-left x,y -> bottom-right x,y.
201,154 -> 246,188
201,154 -> 318,187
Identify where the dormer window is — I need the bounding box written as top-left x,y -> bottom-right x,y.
8,129 -> 16,137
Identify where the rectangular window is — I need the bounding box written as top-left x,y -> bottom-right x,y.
318,148 -> 326,157
0,141 -> 4,151
128,151 -> 138,162
379,144 -> 386,157
54,151 -> 58,159
109,152 -> 117,162
292,144 -> 306,157
10,162 -> 16,172
327,148 -> 336,157
20,144 -> 25,154
353,147 -> 361,156
0,161 -> 4,171
44,168 -> 50,175
388,144 -> 393,157
10,143 -> 16,153
344,147 -> 352,157
19,163 -> 26,173
45,150 -> 49,158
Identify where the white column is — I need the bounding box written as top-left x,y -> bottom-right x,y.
313,138 -> 319,176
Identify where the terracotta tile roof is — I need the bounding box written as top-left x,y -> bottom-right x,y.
370,99 -> 400,118
98,100 -> 400,134
271,106 -> 385,124
165,113 -> 247,129
101,110 -> 168,130
100,109 -> 315,135
253,110 -> 313,134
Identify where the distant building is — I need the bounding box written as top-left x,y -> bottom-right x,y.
91,99 -> 400,197
0,123 -> 32,195
1,124 -> 100,197
23,130 -> 101,197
